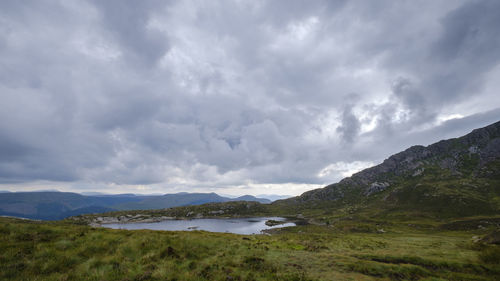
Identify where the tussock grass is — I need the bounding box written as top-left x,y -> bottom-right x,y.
1,217 -> 499,280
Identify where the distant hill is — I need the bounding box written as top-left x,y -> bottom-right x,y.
233,195 -> 271,204
0,192 -> 142,220
275,120 -> 500,218
257,194 -> 293,201
0,191 -> 270,220
113,193 -> 270,210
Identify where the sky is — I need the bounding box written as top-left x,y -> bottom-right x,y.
1,0 -> 500,196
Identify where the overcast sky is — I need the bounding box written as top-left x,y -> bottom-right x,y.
1,0 -> 500,196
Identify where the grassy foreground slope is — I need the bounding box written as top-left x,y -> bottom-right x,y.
1,216 -> 499,281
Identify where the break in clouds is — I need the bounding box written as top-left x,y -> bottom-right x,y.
1,0 -> 500,195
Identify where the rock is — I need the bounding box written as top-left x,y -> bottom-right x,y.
265,220 -> 285,226
95,216 -> 119,224
469,146 -> 479,154
480,230 -> 500,244
365,182 -> 390,196
412,168 -> 424,177
439,158 -> 457,170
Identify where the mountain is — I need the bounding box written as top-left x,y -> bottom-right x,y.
275,120 -> 500,218
113,193 -> 227,210
113,193 -> 270,210
233,195 -> 271,204
0,191 -> 270,220
0,192 -> 143,220
257,194 -> 293,201
80,192 -> 109,196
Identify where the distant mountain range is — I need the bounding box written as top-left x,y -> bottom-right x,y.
256,194 -> 292,201
276,120 -> 500,218
0,192 -> 270,220
111,193 -> 270,211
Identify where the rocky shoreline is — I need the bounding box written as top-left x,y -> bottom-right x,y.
86,214 -> 176,227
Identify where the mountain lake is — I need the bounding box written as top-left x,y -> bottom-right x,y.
102,217 -> 295,235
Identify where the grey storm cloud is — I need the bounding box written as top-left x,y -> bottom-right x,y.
0,0 -> 499,194
336,95 -> 361,143
90,0 -> 170,66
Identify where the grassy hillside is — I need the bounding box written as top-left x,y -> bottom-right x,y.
1,216 -> 499,280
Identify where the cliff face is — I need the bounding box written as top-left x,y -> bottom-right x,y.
277,121 -> 500,217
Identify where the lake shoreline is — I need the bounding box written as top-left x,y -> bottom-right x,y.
81,213 -> 306,227
100,216 -> 298,235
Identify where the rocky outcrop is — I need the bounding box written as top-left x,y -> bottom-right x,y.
365,182 -> 390,196
282,120 -> 500,204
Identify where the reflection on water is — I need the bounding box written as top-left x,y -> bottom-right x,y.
103,217 -> 295,235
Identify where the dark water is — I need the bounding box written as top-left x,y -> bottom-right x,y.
103,217 -> 295,235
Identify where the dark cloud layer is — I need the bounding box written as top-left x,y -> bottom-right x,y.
0,0 -> 499,195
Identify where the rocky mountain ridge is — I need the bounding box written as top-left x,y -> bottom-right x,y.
278,121 -> 500,217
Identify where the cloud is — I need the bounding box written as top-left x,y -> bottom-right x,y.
0,0 -> 499,195
336,101 -> 361,143
90,0 -> 170,66
318,161 -> 374,179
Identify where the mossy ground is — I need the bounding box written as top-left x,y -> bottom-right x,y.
1,216 -> 498,281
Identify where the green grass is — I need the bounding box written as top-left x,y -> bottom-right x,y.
1,216 -> 499,281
